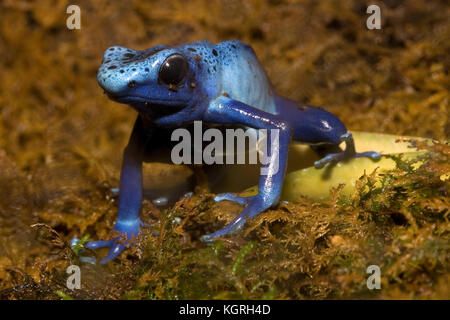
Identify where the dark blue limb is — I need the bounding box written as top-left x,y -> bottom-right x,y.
201,96 -> 291,242
314,132 -> 381,168
79,116 -> 150,263
274,95 -> 381,167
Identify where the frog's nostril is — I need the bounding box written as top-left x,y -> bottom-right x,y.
127,80 -> 137,89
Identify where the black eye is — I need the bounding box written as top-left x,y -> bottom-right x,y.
158,54 -> 188,86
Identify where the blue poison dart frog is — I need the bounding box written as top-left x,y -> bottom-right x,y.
73,40 -> 380,263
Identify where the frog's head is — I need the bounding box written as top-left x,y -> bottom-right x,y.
97,45 -> 208,124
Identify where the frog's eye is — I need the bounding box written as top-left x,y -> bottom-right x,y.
158,54 -> 188,86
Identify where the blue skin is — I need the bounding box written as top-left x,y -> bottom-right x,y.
76,40 -> 380,263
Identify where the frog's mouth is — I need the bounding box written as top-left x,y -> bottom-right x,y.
107,94 -> 186,116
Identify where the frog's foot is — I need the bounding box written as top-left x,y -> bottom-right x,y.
201,194 -> 257,241
201,215 -> 247,242
76,219 -> 142,264
214,193 -> 256,206
82,240 -> 126,264
202,194 -> 271,242
314,132 -> 381,169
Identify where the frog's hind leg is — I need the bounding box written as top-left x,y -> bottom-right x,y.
275,95 -> 381,168
313,132 -> 381,168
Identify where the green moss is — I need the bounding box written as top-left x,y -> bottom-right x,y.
127,140 -> 448,300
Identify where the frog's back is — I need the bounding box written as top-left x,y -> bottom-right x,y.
181,40 -> 276,114
214,40 -> 276,114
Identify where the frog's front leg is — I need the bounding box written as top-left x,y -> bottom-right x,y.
201,96 -> 291,242
314,132 -> 381,168
81,116 -> 150,263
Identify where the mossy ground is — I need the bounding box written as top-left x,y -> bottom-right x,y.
0,0 -> 448,299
